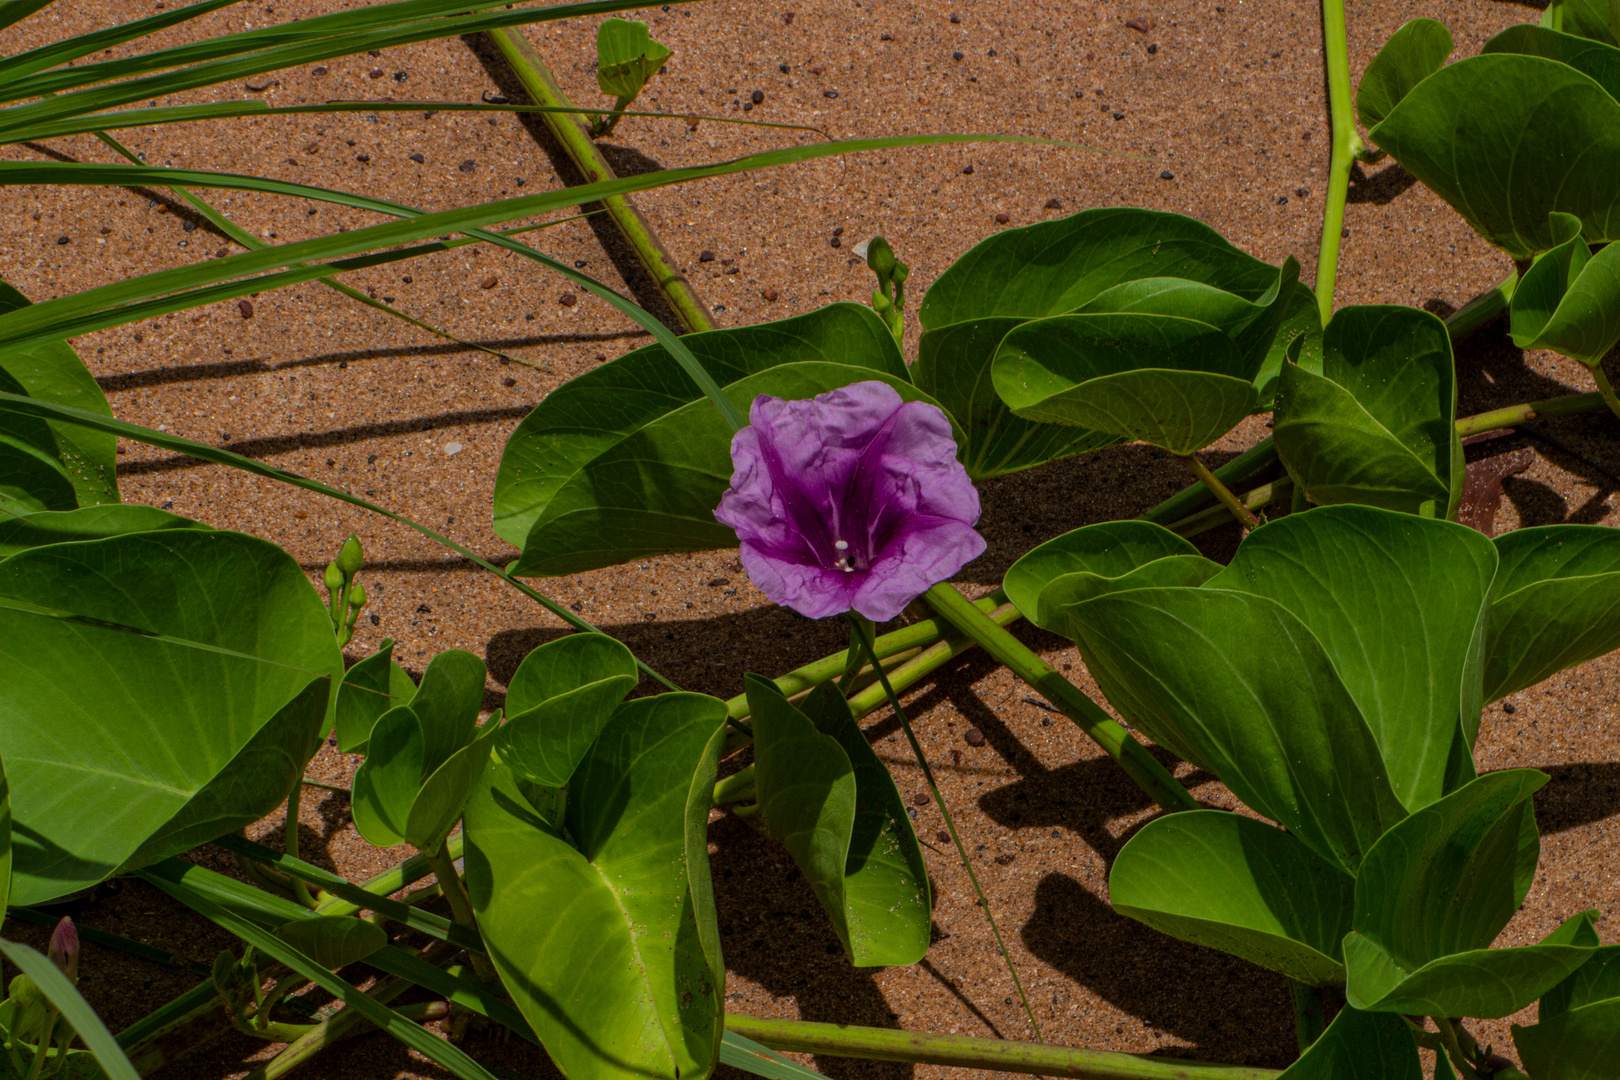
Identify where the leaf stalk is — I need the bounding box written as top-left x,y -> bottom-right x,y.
1314,0 -> 1360,325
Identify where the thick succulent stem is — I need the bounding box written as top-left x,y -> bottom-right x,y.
1314,0 -> 1363,325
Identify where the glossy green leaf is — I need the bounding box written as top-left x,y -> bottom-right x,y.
0,279 -> 117,512
1356,18 -> 1454,128
1274,305 -> 1461,518
1004,519 -> 1212,622
0,940 -> 139,1080
497,635 -> 640,788
0,505 -> 207,559
493,303 -> 902,549
351,706 -> 426,849
1275,1004 -> 1419,1080
509,364 -> 950,578
595,18 -> 671,100
1369,53 -> 1620,259
748,679 -> 930,967
1544,944 -> 1620,1017
273,916 -> 388,970
1515,998 -> 1620,1080
1109,810 -> 1355,985
912,316 -> 1120,479
406,721 -> 499,854
1253,281 -> 1324,407
0,530 -> 339,905
993,312 -> 1258,454
410,649 -> 485,774
465,693 -> 728,1080
1485,24 -> 1620,100
1345,770 -> 1594,1016
919,208 -> 1287,328
335,638 -> 416,753
1208,506 -> 1496,810
1045,584 -> 1405,874
1509,211 -> 1620,366
1486,525 -> 1620,701
1033,557 -> 1223,629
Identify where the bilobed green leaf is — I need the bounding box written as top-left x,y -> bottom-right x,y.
912,316 -> 1120,479
335,638 -> 408,753
1274,305 -> 1460,518
1509,211 -> 1620,366
406,722 -> 499,854
273,916 -> 387,970
1345,770 -> 1594,1017
1486,525 -> 1620,701
1033,557 -> 1223,628
1045,584 -> 1404,874
409,649 -> 485,774
1356,18 -> 1454,128
1003,519 -> 1212,622
1207,506 -> 1496,811
1275,1003 -> 1419,1080
1368,52 -> 1620,259
1109,811 -> 1355,985
0,530 -> 340,905
0,505 -> 207,559
993,312 -> 1258,455
493,303 -> 902,549
465,693 -> 728,1080
0,279 -> 117,511
509,363 -> 952,578
749,679 -> 930,967
595,18 -> 671,100
351,706 -> 426,849
497,635 -> 639,788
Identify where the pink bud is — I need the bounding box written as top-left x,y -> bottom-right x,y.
49,917 -> 79,983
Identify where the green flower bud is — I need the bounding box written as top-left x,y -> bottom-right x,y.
866,235 -> 896,278
324,562 -> 344,594
348,582 -> 368,609
9,973 -> 40,1012
336,535 -> 364,577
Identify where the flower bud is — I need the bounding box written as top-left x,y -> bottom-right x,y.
348,582 -> 368,610
324,562 -> 345,594
865,236 -> 896,278
49,916 -> 79,983
336,535 -> 364,577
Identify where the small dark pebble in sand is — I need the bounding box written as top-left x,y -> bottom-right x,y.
1296,186 -> 1311,196
751,89 -> 765,104
762,288 -> 779,301
408,153 -> 424,163
1277,196 -> 1288,205
912,792 -> 930,806
1113,111 -> 1125,120
1160,169 -> 1175,180
881,32 -> 893,41
575,259 -> 588,268
183,220 -> 196,232
994,854 -> 1015,866
937,831 -> 951,843
1504,702 -> 1518,714
56,236 -> 69,244
356,153 -> 370,162
964,728 -> 986,746
952,51 -> 964,60
393,71 -> 408,82
832,226 -> 844,236
962,164 -> 975,174
988,48 -> 997,56
1126,16 -> 1154,32
503,377 -> 517,387
709,577 -> 731,587
238,300 -> 254,318
823,89 -> 838,98
480,275 -> 498,289
311,66 -> 328,76
559,292 -> 577,306
1147,43 -> 1158,54
782,12 -> 794,24
950,13 -> 960,23
699,249 -> 716,262
779,63 -> 790,73
994,213 -> 1010,224
571,602 -> 583,612
829,236 -> 842,248
458,159 -> 477,173
1045,197 -> 1063,209
369,68 -> 385,79
416,604 -> 431,614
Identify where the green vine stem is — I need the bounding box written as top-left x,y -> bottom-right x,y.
923,583 -> 1199,814
1314,0 -> 1367,324
283,784 -> 316,909
487,27 -> 717,336
1445,270 -> 1517,342
723,1014 -> 1280,1080
1452,390 -> 1605,437
1166,477 -> 1291,538
1179,453 -> 1262,530
1141,438 -> 1279,525
425,846 -> 496,982
850,617 -> 1042,1040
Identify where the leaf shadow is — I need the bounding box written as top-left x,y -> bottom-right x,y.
1533,761 -> 1620,835
1345,161 -> 1418,205
1021,874 -> 1297,1067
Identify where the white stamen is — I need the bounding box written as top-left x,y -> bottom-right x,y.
834,539 -> 849,550
841,564 -> 854,573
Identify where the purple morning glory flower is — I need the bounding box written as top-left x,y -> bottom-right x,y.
714,381 -> 986,622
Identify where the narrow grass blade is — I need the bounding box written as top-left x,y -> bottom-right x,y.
0,0 -> 243,89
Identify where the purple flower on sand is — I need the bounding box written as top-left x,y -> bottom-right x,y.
714,381 -> 986,622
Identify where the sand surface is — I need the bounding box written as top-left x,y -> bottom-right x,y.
2,0 -> 1617,1076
